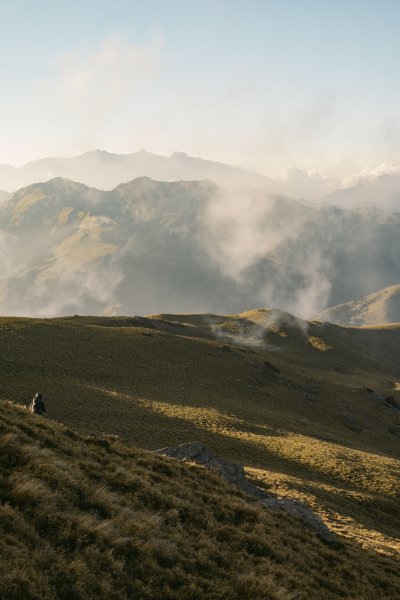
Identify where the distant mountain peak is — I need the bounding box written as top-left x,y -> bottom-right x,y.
171,151 -> 190,159
0,149 -> 277,193
90,149 -> 110,155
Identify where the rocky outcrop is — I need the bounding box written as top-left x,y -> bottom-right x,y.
258,497 -> 339,547
154,441 -> 339,547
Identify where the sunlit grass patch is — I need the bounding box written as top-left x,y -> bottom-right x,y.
0,398 -> 399,598
308,336 -> 332,351
0,314 -> 399,597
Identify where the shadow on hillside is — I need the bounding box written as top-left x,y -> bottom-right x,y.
66,384 -> 400,543
79,383 -> 398,483
2,315 -> 399,465
1,397 -> 400,597
281,474 -> 400,542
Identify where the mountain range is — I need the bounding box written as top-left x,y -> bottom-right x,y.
1,162 -> 400,597
322,172 -> 400,212
0,149 -> 278,193
1,176 -> 400,318
4,150 -> 400,213
317,283 -> 400,326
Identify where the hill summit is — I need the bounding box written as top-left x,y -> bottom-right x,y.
316,284 -> 400,326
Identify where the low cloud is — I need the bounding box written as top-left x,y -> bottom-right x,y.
201,188 -> 332,318
1,178 -> 399,321
343,163 -> 400,187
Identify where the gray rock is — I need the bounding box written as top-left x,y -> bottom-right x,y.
154,441 -> 339,547
154,440 -> 246,486
259,498 -> 340,547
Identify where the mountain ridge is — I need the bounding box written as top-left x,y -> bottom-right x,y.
2,177 -> 400,318
316,283 -> 400,326
0,149 -> 278,193
322,172 -> 400,212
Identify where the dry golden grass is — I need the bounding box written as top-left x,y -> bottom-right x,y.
307,336 -> 332,351
0,312 -> 399,596
0,399 -> 399,599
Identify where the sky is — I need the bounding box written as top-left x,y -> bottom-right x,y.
1,0 -> 400,177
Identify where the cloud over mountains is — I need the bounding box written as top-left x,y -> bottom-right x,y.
1,177 -> 400,319
4,150 -> 400,214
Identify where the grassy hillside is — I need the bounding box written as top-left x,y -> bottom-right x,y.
316,283 -> 400,326
1,310 -> 399,576
1,399 -> 400,599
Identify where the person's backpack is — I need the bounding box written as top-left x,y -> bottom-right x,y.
37,398 -> 46,414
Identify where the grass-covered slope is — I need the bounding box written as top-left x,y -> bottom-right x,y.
1,311 -> 399,567
1,399 -> 400,600
316,283 -> 400,326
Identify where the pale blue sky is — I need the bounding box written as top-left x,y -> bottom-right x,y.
1,1 -> 400,176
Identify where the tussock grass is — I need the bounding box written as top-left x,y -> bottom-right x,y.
0,313 -> 399,595
0,399 -> 399,599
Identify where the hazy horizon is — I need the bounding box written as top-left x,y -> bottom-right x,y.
2,1 -> 400,178
2,146 -> 400,199
2,1 -> 400,321
2,145 -> 400,181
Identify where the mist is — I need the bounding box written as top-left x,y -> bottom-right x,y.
201,188 -> 332,318
1,175 -> 400,321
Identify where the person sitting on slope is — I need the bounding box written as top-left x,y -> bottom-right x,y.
30,392 -> 47,416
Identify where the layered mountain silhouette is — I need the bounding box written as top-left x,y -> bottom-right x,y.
0,149 -> 278,192
5,150 -> 400,213
316,283 -> 400,326
1,177 -> 400,318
